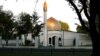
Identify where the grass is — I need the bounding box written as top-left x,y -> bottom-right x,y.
0,52 -> 92,56
0,48 -> 92,56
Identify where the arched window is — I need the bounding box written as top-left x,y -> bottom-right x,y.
58,37 -> 62,46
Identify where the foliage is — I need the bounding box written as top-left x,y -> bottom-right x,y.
76,25 -> 88,33
59,21 -> 69,31
16,11 -> 44,38
0,6 -> 14,45
66,0 -> 90,32
0,6 -> 43,46
75,19 -> 89,33
66,0 -> 100,56
31,12 -> 44,37
17,12 -> 32,35
14,11 -> 43,45
24,40 -> 31,46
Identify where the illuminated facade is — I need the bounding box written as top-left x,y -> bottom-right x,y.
41,0 -> 92,47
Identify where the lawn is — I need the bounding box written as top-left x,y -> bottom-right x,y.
0,48 -> 92,56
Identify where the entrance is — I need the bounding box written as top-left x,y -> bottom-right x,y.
49,36 -> 56,47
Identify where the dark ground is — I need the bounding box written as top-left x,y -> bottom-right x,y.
0,47 -> 92,56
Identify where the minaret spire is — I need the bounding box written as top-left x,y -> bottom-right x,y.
43,0 -> 47,11
43,0 -> 48,46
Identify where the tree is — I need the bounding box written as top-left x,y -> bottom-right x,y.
59,21 -> 69,31
31,11 -> 44,38
0,6 -> 14,45
17,12 -> 32,34
66,0 -> 100,56
76,25 -> 88,33
17,12 -> 32,45
75,20 -> 89,33
16,11 -> 43,45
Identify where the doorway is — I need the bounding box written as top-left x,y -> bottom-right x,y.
49,36 -> 56,47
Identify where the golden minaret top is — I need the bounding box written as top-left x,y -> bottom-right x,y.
43,0 -> 47,11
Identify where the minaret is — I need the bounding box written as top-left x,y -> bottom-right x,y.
43,0 -> 48,46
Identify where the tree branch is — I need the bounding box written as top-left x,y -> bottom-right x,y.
66,0 -> 90,32
80,0 -> 90,20
80,7 -> 84,13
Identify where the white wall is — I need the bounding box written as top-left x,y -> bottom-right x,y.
39,31 -> 92,47
78,34 -> 92,46
39,32 -> 44,45
63,31 -> 78,46
63,31 -> 92,46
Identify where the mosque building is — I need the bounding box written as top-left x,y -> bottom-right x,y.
38,0 -> 92,47
0,0 -> 92,47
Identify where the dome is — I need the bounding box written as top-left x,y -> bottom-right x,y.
47,17 -> 61,31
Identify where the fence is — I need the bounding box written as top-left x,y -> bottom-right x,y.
0,36 -> 39,48
0,39 -> 92,48
0,48 -> 92,56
